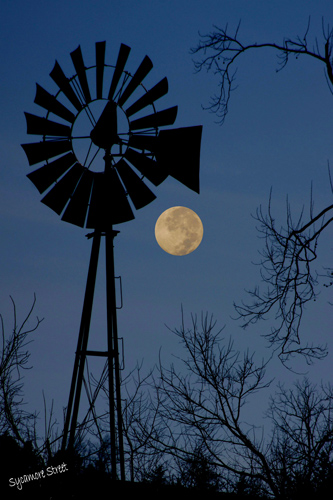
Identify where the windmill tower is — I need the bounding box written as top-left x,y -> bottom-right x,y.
22,41 -> 202,480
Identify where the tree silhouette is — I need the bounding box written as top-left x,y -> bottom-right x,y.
233,192 -> 332,365
177,443 -> 222,492
143,312 -> 277,497
192,20 -> 333,364
192,19 -> 333,124
136,312 -> 333,498
267,378 -> 333,498
0,294 -> 43,444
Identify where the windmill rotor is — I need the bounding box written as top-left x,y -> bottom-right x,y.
22,42 -> 202,230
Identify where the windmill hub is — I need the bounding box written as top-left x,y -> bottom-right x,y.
71,99 -> 129,172
90,101 -> 119,150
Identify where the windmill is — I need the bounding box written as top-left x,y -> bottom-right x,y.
22,41 -> 202,480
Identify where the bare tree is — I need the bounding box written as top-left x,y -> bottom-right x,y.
135,312 -> 333,497
0,294 -> 43,445
267,378 -> 333,498
145,311 -> 278,497
192,21 -> 333,364
121,363 -> 165,482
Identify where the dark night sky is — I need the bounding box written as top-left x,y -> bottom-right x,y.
1,0 -> 332,442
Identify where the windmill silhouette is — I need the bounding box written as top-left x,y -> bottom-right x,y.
22,41 -> 202,480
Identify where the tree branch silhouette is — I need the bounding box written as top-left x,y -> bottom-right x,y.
192,20 -> 333,364
144,311 -> 279,497
191,19 -> 333,124
234,190 -> 332,365
0,294 -> 43,444
136,311 -> 333,496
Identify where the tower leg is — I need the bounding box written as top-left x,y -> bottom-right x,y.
62,231 -> 101,451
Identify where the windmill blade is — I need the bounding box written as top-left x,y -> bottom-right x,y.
127,134 -> 158,153
27,152 -> 76,193
124,148 -> 168,186
118,55 -> 153,107
62,169 -> 94,227
108,43 -> 131,101
129,106 -> 178,131
22,140 -> 72,166
96,41 -> 106,99
86,170 -> 134,228
25,112 -> 71,137
108,168 -> 135,224
41,163 -> 84,215
116,159 -> 156,209
34,84 -> 75,123
156,126 -> 203,194
125,77 -> 168,117
50,61 -> 82,112
70,45 -> 92,104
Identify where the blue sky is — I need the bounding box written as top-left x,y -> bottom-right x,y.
1,0 -> 333,443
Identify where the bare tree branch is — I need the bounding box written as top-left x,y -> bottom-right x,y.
0,294 -> 43,444
191,19 -> 333,124
267,378 -> 333,496
234,190 -> 332,365
143,311 -> 279,497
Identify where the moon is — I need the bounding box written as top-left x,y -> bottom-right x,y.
155,206 -> 203,256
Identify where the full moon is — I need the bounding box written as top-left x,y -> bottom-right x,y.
155,206 -> 203,256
